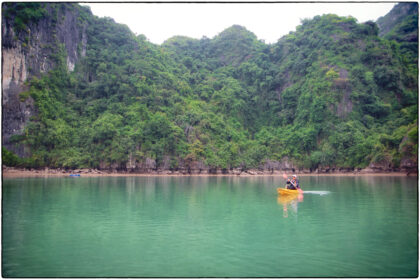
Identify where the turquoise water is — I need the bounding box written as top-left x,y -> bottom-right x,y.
2,176 -> 418,277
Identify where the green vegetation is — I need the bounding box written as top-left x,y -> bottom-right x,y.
3,3 -> 418,171
2,2 -> 47,32
377,3 -> 418,84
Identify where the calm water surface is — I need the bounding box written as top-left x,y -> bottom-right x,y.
2,176 -> 418,277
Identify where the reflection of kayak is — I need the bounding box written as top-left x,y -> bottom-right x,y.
278,194 -> 299,204
277,188 -> 300,196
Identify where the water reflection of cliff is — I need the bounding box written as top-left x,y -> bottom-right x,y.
278,193 -> 303,218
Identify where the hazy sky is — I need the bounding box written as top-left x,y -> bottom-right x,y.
85,2 -> 396,45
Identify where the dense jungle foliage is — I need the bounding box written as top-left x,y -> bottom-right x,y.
2,3 -> 418,171
377,2 -> 418,66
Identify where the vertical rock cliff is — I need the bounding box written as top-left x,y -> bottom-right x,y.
2,3 -> 89,156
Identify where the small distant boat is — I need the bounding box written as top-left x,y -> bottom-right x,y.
69,174 -> 81,177
277,188 -> 301,196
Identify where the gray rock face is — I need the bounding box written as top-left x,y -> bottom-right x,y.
2,4 -> 88,156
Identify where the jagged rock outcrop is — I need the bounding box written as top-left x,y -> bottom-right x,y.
261,158 -> 296,172
2,3 -> 88,156
400,157 -> 417,174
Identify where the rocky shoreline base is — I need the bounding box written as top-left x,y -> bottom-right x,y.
2,166 -> 417,178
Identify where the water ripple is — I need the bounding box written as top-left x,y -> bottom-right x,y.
303,190 -> 330,195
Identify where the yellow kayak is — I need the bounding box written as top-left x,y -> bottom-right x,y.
277,188 -> 301,196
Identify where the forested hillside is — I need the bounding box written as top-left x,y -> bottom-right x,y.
2,3 -> 418,174
377,2 -> 418,75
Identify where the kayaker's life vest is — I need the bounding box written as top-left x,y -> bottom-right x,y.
286,180 -> 296,190
291,179 -> 300,188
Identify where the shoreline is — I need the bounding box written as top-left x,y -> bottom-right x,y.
2,167 -> 417,178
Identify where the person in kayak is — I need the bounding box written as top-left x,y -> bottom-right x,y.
290,175 -> 301,190
285,174 -> 301,190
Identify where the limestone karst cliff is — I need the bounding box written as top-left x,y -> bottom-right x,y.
2,3 -> 88,156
